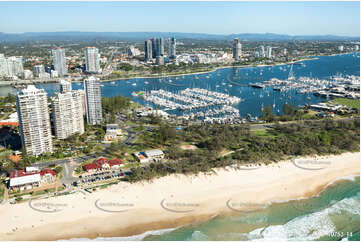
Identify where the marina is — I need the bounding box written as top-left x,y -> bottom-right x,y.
139,88 -> 242,123
1,52 -> 359,119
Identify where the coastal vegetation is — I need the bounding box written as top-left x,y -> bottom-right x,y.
0,183 -> 5,201
101,95 -> 134,123
124,118 -> 360,182
260,103 -> 319,122
329,98 -> 360,109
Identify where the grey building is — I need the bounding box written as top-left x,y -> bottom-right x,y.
233,38 -> 242,60
156,37 -> 165,57
84,76 -> 102,125
151,38 -> 157,58
144,40 -> 153,61
156,55 -> 165,65
52,47 -> 67,76
168,37 -> 176,59
85,47 -> 100,73
259,46 -> 265,58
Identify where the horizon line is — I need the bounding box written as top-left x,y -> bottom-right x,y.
0,31 -> 359,38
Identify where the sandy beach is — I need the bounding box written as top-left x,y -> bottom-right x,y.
0,152 -> 359,241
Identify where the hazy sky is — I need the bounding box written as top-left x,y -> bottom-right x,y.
0,1 -> 359,36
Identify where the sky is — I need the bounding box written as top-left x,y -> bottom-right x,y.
0,1 -> 359,36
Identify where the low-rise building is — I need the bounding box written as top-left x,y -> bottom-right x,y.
103,124 -> 123,142
134,149 -> 164,163
83,157 -> 123,172
8,167 -> 56,191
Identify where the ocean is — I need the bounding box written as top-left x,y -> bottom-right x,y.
1,52 -> 359,118
3,53 -> 360,241
79,176 -> 360,241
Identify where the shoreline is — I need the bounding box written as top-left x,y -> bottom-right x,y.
0,152 -> 359,241
90,57 -> 317,83
0,52 -> 351,87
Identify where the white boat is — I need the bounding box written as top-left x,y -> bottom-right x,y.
145,81 -> 149,84
132,83 -> 137,86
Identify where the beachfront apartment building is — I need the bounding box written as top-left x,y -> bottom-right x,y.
52,90 -> 85,140
85,47 -> 100,73
233,38 -> 242,60
84,76 -> 102,125
52,47 -> 67,76
16,85 -> 53,156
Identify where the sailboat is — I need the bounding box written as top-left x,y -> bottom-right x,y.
288,64 -> 296,81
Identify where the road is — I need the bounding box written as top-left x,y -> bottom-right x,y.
31,117 -> 356,185
249,116 -> 356,131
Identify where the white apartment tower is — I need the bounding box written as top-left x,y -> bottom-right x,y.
0,55 -> 24,77
0,54 -> 7,76
266,46 -> 272,59
17,85 -> 53,156
59,79 -> 72,93
259,46 -> 265,58
5,56 -> 23,77
52,90 -> 85,140
52,47 -> 67,76
84,76 -> 102,125
85,47 -> 100,73
233,38 -> 242,60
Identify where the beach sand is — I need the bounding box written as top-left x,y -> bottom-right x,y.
0,152 -> 359,241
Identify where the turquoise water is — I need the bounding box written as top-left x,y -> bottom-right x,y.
112,176 -> 359,241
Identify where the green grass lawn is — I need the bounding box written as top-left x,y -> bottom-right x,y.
251,129 -> 278,138
0,184 -> 5,201
330,98 -> 360,109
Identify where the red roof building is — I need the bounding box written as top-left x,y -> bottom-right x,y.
83,163 -> 99,172
10,168 -> 57,178
83,158 -> 122,172
10,169 -> 37,178
40,169 -> 57,176
8,168 -> 57,190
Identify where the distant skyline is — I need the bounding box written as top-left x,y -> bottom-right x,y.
0,1 -> 360,37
